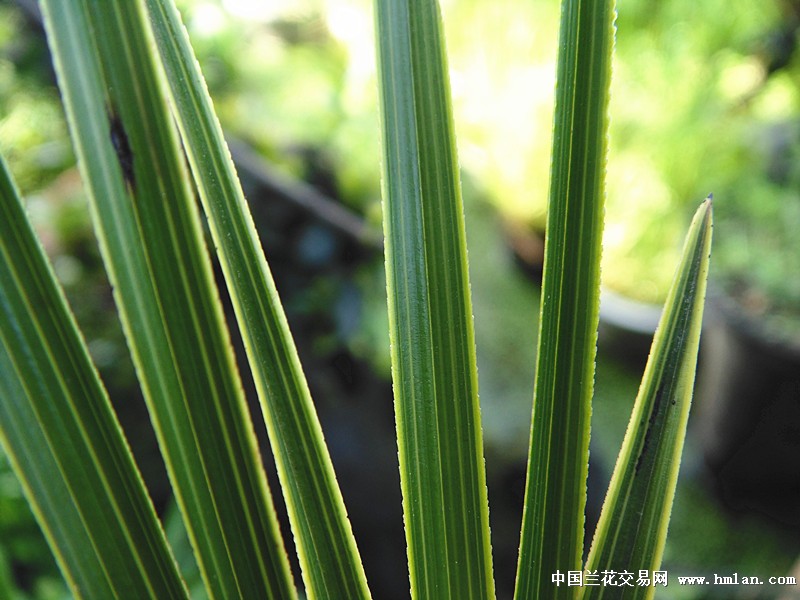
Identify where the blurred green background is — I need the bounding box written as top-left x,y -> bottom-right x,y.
1,0 -> 798,598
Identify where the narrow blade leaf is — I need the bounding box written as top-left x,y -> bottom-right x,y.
142,2 -> 371,597
375,0 -> 495,597
0,155 -> 188,599
582,199 -> 713,600
39,2 -> 294,598
514,1 -> 615,598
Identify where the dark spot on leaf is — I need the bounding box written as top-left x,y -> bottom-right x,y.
108,108 -> 135,191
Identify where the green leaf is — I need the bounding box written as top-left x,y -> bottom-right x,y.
0,155 -> 188,599
141,2 -> 371,597
514,1 -> 615,598
0,545 -> 14,600
582,199 -> 713,600
374,0 -> 495,598
38,2 -> 294,598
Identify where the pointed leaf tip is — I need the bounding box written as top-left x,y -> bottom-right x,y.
582,194 -> 713,599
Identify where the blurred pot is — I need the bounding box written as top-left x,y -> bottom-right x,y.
597,288 -> 663,367
505,222 -> 546,282
694,290 -> 800,528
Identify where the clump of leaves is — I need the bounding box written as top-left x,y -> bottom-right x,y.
0,1 -> 711,599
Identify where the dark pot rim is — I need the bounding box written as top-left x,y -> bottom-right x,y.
598,288 -> 663,336
708,286 -> 800,364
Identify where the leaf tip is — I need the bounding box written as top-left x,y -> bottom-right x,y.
697,194 -> 714,229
